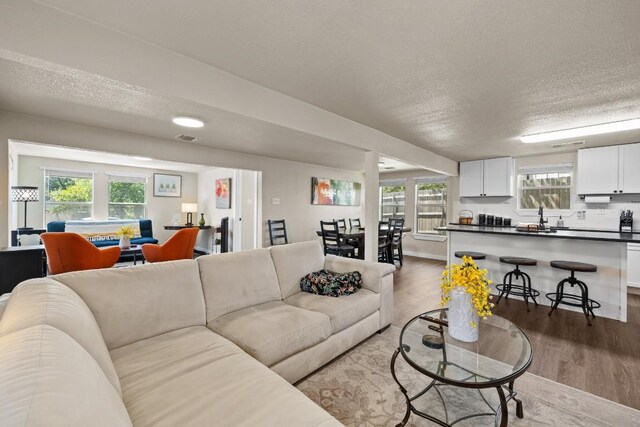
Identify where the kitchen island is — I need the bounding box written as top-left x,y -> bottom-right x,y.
440,225 -> 636,322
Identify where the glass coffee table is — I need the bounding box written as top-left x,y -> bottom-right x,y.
391,308 -> 532,426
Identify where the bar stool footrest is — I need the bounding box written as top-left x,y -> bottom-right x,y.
545,293 -> 601,310
495,284 -> 540,298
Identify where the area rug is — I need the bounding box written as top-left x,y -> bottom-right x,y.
296,327 -> 640,426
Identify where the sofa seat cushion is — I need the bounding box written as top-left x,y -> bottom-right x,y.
209,301 -> 332,366
110,326 -> 340,427
284,289 -> 380,334
93,237 -> 158,247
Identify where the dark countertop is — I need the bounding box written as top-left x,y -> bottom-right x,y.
439,225 -> 640,243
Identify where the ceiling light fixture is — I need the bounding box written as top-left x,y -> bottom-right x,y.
521,118 -> 640,143
172,116 -> 204,128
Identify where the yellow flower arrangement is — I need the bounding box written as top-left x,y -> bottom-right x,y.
115,225 -> 136,239
441,256 -> 494,326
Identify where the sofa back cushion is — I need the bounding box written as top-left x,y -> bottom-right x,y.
0,325 -> 132,427
198,249 -> 282,321
270,241 -> 325,299
0,278 -> 122,396
54,260 -> 205,350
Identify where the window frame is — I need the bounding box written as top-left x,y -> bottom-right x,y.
379,180 -> 406,222
414,178 -> 448,236
43,169 -> 95,225
107,174 -> 148,220
516,163 -> 574,214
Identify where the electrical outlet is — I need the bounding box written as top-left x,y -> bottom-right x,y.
577,211 -> 586,220
271,197 -> 280,205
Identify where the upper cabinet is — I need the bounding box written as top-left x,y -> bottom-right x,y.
459,157 -> 514,198
577,143 -> 640,194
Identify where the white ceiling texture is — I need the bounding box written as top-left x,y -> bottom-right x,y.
1,1 -> 640,170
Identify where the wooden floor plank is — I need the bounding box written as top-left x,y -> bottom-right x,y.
391,255 -> 640,410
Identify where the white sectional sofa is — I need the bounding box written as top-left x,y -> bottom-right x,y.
0,241 -> 395,426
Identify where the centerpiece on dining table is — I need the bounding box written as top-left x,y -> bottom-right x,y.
115,225 -> 136,249
441,256 -> 493,342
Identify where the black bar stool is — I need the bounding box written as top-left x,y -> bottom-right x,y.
454,251 -> 486,260
547,260 -> 600,326
495,257 -> 539,311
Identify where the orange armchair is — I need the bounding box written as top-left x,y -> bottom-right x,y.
40,232 -> 121,275
141,227 -> 199,263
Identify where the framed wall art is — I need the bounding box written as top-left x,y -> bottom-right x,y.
153,173 -> 182,197
216,178 -> 231,209
311,177 -> 361,206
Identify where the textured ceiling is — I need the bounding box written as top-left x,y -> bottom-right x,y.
0,57 -> 365,170
34,0 -> 640,161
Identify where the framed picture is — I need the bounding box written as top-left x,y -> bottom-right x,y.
311,177 -> 361,206
216,178 -> 231,209
153,173 -> 182,197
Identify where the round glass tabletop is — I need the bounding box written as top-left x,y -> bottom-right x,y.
399,308 -> 532,388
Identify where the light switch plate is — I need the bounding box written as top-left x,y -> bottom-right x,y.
271,197 -> 280,205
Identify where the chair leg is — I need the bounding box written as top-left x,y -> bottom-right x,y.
574,280 -> 592,326
522,271 -> 537,306
496,271 -> 512,304
548,278 -> 569,316
516,270 -> 531,311
398,243 -> 403,266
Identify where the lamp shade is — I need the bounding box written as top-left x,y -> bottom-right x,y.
11,186 -> 39,202
181,203 -> 198,213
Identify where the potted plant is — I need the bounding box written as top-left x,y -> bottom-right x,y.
441,256 -> 493,342
116,225 -> 136,249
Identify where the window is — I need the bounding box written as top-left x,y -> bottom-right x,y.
415,178 -> 447,234
379,181 -> 405,221
108,175 -> 147,219
44,170 -> 94,223
518,164 -> 572,210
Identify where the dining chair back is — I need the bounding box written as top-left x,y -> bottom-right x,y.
320,221 -> 355,257
378,221 -> 391,263
141,227 -> 199,263
334,218 -> 347,229
267,219 -> 288,246
349,218 -> 361,228
40,232 -> 121,275
389,218 -> 405,266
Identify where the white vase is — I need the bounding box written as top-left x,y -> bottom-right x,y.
448,287 -> 479,343
119,236 -> 131,249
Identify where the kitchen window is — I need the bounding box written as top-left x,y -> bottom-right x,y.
518,164 -> 572,210
379,180 -> 405,221
108,175 -> 147,220
415,177 -> 447,234
44,169 -> 94,224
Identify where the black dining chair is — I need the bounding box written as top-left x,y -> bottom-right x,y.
349,218 -> 361,228
334,218 -> 347,229
378,221 -> 392,263
320,221 -> 355,257
267,219 -> 288,246
389,218 -> 405,266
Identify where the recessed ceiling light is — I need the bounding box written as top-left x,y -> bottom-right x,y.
132,156 -> 153,161
521,118 -> 640,143
172,116 -> 204,128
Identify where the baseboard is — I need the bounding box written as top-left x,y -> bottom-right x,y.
402,250 -> 447,261
628,286 -> 640,296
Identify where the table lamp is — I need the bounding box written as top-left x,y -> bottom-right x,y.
182,203 -> 198,226
11,186 -> 39,230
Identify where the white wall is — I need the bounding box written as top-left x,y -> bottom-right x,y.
455,152 -> 640,231
0,111 -> 364,248
16,155 -> 198,243
379,169 -> 454,260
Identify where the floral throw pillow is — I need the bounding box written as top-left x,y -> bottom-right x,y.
300,269 -> 362,297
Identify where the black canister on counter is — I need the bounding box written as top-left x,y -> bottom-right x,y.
495,216 -> 503,227
503,217 -> 512,227
478,213 -> 486,225
486,215 -> 495,226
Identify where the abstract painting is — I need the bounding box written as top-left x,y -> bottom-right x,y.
311,177 -> 361,206
153,173 -> 182,197
216,178 -> 231,209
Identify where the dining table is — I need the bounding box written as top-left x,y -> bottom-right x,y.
315,226 -> 412,260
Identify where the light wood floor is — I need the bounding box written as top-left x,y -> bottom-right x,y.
391,255 -> 640,410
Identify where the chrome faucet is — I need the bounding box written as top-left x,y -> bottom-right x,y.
538,206 -> 548,230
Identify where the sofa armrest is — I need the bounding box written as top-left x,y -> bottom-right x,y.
324,255 -> 395,293
0,293 -> 10,322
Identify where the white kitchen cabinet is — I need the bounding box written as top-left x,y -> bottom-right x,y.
577,143 -> 640,194
459,157 -> 513,198
620,143 -> 640,193
628,244 -> 640,289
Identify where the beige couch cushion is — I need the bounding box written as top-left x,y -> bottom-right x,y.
270,241 -> 326,299
198,249 -> 282,321
54,260 -> 205,350
0,325 -> 131,427
284,289 -> 380,334
111,326 -> 340,427
0,293 -> 10,321
0,278 -> 121,396
209,301 -> 332,366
